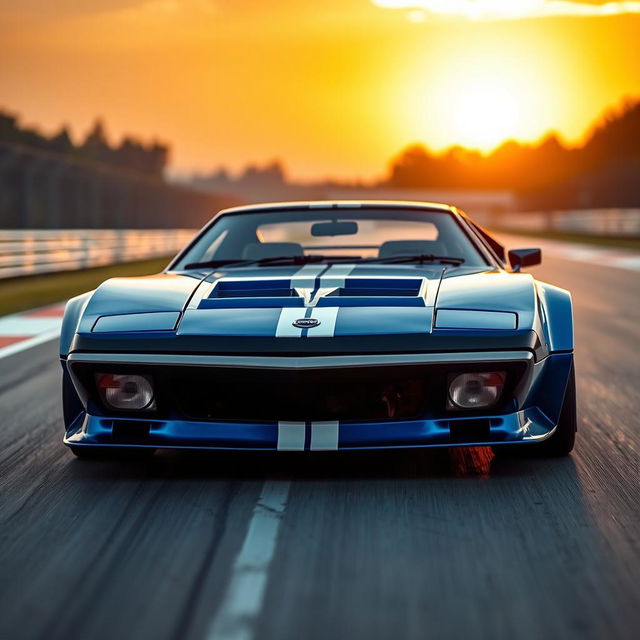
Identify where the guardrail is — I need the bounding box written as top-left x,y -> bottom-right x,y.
0,229 -> 197,280
477,208 -> 640,237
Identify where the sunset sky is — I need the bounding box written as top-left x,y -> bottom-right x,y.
1,0 -> 639,180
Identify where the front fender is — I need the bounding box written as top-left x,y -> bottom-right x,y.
59,291 -> 94,357
536,281 -> 573,352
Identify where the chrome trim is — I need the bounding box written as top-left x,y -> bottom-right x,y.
67,350 -> 534,370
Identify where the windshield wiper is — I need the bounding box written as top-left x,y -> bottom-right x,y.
182,254 -> 362,270
362,254 -> 465,266
183,258 -> 254,270
254,254 -> 362,266
183,253 -> 464,270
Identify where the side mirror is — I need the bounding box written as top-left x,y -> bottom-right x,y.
508,248 -> 541,272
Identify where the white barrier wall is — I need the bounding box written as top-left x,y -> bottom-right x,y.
2,210 -> 638,280
475,208 -> 640,237
0,229 -> 197,280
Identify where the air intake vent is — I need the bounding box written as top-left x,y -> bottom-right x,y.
324,277 -> 423,297
212,279 -> 296,299
198,276 -> 427,309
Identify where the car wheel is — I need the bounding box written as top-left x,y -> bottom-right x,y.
493,365 -> 577,458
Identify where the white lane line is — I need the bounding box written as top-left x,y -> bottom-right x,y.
0,328 -> 60,360
611,255 -> 640,270
205,480 -> 292,640
310,420 -> 339,450
276,421 -> 306,450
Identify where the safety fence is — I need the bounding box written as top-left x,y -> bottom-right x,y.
0,229 -> 197,279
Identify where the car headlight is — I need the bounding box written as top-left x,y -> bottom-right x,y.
96,374 -> 154,411
448,372 -> 505,409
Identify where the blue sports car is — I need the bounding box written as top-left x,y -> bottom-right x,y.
61,201 -> 576,457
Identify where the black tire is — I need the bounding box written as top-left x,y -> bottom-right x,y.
493,365 -> 577,458
68,445 -> 156,459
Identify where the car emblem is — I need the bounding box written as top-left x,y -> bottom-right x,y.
292,318 -> 321,329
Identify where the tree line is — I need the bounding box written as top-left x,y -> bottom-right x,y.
3,97 -> 638,214
0,113 -> 168,179
385,98 -> 640,209
0,113 -> 236,228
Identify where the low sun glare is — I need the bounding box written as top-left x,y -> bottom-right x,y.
449,81 -> 520,150
373,0 -> 640,21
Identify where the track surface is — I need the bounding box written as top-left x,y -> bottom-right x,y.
1,250 -> 639,640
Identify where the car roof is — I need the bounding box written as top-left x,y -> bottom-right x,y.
218,200 -> 457,216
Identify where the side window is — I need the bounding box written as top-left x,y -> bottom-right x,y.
467,221 -> 506,263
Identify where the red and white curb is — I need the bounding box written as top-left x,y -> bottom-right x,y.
0,303 -> 65,360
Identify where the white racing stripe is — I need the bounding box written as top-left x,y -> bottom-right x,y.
290,264 -> 325,289
306,307 -> 339,338
205,479 -> 291,640
305,264 -> 356,306
310,420 -> 339,450
319,263 -> 355,289
276,421 -> 306,450
275,308 -> 304,338
275,307 -> 341,338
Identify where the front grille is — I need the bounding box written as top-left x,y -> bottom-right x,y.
71,359 -> 527,423
172,365 -> 431,422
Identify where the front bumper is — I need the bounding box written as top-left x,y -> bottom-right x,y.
64,407 -> 557,451
63,350 -> 573,451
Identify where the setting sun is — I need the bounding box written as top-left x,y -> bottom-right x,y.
449,81 -> 520,150
392,43 -> 546,154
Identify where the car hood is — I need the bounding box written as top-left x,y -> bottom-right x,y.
71,264 -> 542,355
78,272 -> 204,331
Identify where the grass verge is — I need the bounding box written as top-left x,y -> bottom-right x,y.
493,228 -> 640,251
0,256 -> 172,317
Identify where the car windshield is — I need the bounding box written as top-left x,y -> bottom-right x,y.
172,207 -> 490,269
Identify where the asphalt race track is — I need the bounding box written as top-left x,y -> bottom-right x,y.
1,250 -> 639,640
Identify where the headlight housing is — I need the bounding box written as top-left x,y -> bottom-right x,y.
448,372 -> 505,410
96,373 -> 155,411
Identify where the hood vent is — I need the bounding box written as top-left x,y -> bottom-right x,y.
198,276 -> 427,309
